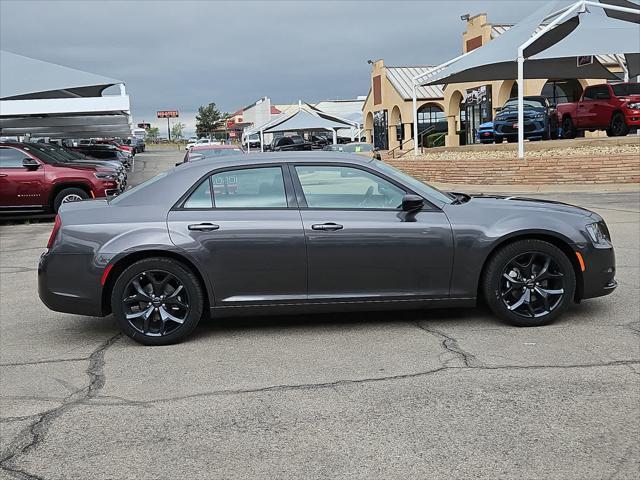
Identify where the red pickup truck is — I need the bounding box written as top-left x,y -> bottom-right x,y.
557,82 -> 640,138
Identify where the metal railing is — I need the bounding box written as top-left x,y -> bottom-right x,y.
387,125 -> 436,158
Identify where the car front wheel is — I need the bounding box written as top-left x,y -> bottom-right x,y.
483,239 -> 576,327
111,257 -> 204,345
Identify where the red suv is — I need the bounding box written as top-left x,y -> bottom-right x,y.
0,142 -> 122,214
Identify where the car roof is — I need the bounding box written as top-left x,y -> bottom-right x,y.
178,151 -> 374,172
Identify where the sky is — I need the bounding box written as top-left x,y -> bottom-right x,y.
1,0 -> 551,135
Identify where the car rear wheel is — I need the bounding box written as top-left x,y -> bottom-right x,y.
53,187 -> 89,213
606,112 -> 629,137
111,258 -> 204,345
562,116 -> 576,139
483,239 -> 576,327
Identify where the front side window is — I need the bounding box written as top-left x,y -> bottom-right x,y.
0,147 -> 27,168
295,165 -> 405,209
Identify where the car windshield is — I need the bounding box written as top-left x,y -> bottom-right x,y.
372,160 -> 454,204
503,98 -> 545,109
611,83 -> 640,96
193,148 -> 244,159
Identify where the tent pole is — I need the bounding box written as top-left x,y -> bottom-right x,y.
517,54 -> 525,159
412,82 -> 418,156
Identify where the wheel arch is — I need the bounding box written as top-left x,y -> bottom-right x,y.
477,231 -> 584,303
49,182 -> 93,208
100,249 -> 213,316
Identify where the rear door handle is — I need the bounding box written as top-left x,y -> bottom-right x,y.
311,222 -> 343,231
188,223 -> 220,232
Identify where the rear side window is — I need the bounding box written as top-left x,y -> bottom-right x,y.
183,166 -> 288,209
0,147 -> 26,168
584,86 -> 610,100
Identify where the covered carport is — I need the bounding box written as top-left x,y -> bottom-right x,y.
412,0 -> 640,158
0,50 -> 132,139
245,104 -> 357,152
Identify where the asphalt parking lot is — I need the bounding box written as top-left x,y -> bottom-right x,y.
1,148 -> 639,480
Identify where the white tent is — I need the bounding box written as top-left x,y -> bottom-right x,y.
412,0 -> 640,157
245,103 -> 357,151
0,51 -> 132,138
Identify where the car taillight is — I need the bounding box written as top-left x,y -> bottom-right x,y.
47,215 -> 62,249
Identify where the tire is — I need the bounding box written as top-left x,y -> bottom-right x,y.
53,187 -> 88,213
562,116 -> 576,139
507,136 -> 517,143
482,239 -> 576,327
494,135 -> 504,144
111,257 -> 204,345
542,122 -> 551,141
607,112 -> 629,137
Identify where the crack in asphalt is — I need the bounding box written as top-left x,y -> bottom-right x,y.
0,333 -> 122,480
412,321 -> 479,367
88,359 -> 640,407
0,358 -> 89,368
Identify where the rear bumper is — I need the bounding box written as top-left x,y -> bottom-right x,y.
579,244 -> 617,300
38,251 -> 105,317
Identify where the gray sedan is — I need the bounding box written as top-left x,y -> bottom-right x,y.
39,153 -> 616,345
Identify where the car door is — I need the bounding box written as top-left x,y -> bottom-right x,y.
291,163 -> 453,301
0,147 -> 45,208
167,164 -> 307,306
593,85 -> 614,127
578,87 -> 597,128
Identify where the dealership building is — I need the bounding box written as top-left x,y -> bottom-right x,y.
362,13 -> 627,150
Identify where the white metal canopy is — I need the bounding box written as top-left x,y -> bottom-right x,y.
0,50 -> 132,138
411,0 -> 640,157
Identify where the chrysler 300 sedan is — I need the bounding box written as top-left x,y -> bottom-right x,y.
39,153 -> 616,345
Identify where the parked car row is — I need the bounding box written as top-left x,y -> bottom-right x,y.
479,82 -> 639,144
0,141 -> 128,214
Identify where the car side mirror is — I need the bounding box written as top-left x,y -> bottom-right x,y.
401,194 -> 424,212
22,158 -> 40,170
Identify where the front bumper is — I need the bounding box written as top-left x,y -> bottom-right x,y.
579,244 -> 617,300
494,119 -> 546,138
623,110 -> 640,126
38,251 -> 105,317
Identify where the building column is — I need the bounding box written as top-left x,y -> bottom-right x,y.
445,115 -> 459,147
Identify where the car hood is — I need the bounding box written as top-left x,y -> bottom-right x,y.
495,106 -> 545,120
458,194 -> 595,217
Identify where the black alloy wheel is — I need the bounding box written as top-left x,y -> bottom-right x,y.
500,252 -> 565,318
483,239 -> 576,327
608,112 -> 629,137
111,258 -> 204,345
123,270 -> 189,336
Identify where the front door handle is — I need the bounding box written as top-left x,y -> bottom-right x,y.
0,174 -> 7,177
311,222 -> 343,231
188,223 -> 220,232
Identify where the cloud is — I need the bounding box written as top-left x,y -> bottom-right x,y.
1,0 -> 549,135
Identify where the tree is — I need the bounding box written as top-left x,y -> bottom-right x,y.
195,102 -> 223,138
145,127 -> 159,142
170,122 -> 186,142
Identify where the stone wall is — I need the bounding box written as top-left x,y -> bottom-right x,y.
385,154 -> 640,185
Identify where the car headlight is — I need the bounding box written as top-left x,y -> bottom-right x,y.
585,222 -> 611,246
94,172 -> 117,181
532,114 -> 545,120
627,101 -> 640,109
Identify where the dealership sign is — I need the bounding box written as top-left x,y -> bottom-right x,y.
577,56 -> 594,67
157,110 -> 179,118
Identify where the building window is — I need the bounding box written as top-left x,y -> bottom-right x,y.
416,105 -> 446,147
